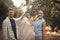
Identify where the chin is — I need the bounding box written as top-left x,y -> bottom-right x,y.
40,18 -> 42,19
10,16 -> 14,18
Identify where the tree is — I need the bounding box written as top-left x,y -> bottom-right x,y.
28,0 -> 60,25
0,0 -> 16,29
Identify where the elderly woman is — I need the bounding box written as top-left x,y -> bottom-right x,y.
34,10 -> 46,40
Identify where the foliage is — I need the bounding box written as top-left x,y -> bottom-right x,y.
0,0 -> 16,28
28,0 -> 60,25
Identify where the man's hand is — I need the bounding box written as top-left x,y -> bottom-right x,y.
16,13 -> 26,21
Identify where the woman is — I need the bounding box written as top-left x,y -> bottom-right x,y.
34,10 -> 46,40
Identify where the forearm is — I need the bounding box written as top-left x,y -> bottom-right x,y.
43,26 -> 45,33
16,13 -> 25,21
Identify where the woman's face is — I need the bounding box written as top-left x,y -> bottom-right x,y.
38,11 -> 44,19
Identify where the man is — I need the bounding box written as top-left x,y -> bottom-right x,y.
34,10 -> 46,40
2,8 -> 24,40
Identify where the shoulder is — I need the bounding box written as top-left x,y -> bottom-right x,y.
42,18 -> 45,22
3,17 -> 9,23
35,18 -> 39,21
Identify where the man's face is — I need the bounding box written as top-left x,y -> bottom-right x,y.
8,10 -> 14,18
38,11 -> 44,19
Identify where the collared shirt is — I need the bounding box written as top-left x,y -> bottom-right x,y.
34,18 -> 45,35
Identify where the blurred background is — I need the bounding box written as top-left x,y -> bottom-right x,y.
0,0 -> 60,40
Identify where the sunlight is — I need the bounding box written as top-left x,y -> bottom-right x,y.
29,5 -> 32,9
12,0 -> 26,7
22,6 -> 28,12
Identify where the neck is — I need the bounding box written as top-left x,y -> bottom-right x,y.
39,18 -> 43,20
8,16 -> 13,19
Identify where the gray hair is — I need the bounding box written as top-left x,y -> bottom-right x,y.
38,10 -> 44,14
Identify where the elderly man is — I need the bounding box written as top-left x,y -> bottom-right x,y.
34,10 -> 46,40
2,8 -> 24,40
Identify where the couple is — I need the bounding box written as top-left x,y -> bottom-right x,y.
2,8 -> 46,40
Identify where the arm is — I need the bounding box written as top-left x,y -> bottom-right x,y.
43,22 -> 46,33
2,21 -> 8,40
15,13 -> 25,21
42,22 -> 46,40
